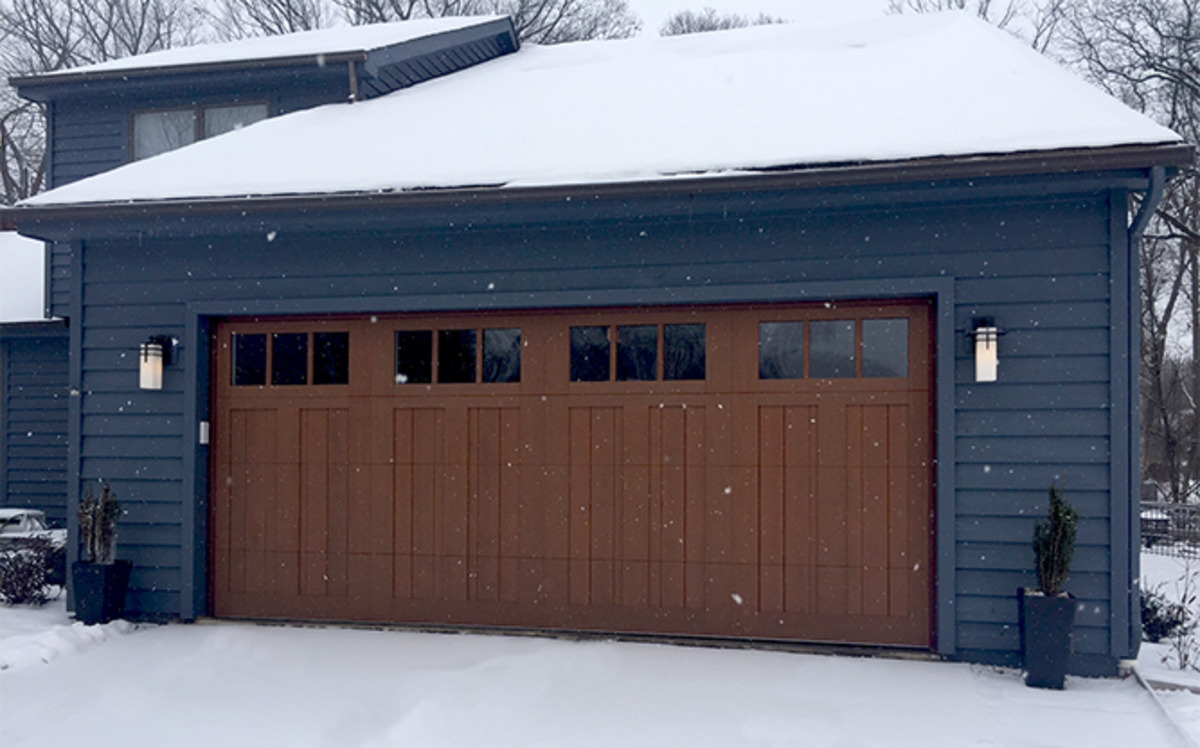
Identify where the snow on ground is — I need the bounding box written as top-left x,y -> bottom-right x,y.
1140,552 -> 1200,690
24,12 -> 1180,207
0,595 -> 133,673
0,231 -> 45,322
2,600 -> 1198,748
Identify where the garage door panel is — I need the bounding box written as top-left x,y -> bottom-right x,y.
212,301 -> 933,647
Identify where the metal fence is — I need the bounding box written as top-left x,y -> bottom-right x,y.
1141,502 -> 1200,558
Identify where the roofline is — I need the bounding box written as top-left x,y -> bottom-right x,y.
0,319 -> 68,339
9,17 -> 518,95
10,50 -> 370,92
5,142 -> 1193,227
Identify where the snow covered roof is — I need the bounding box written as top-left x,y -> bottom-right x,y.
15,17 -> 506,82
20,12 -> 1188,209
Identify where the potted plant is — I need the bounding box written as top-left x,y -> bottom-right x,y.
1019,483 -> 1079,689
71,483 -> 131,624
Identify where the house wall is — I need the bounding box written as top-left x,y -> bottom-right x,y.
1,323 -> 70,526
68,174 -> 1137,674
43,73 -> 351,320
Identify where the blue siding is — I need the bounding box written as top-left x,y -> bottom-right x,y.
66,177 -> 1134,674
1,324 -> 70,526
49,100 -> 127,187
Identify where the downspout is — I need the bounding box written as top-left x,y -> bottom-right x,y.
1130,165 -> 1166,246
1125,164 -> 1167,657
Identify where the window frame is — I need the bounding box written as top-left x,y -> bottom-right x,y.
130,100 -> 271,161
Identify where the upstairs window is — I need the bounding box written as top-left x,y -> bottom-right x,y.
133,102 -> 268,161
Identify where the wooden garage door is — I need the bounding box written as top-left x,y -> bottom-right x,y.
211,301 -> 933,647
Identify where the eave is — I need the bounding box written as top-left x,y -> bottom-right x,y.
5,141 -> 1193,242
10,18 -> 519,103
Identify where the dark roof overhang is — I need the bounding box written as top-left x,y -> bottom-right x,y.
0,319 -> 67,339
10,17 -> 519,103
4,141 -> 1193,242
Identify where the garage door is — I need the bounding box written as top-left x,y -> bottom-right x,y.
211,300 -> 933,647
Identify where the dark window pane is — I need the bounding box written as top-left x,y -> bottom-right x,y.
618,325 -> 658,381
204,103 -> 268,138
233,333 -> 266,386
863,318 -> 909,378
759,322 -> 804,379
313,332 -> 349,385
810,320 -> 855,378
483,328 -> 521,383
571,326 -> 610,382
272,333 -> 308,386
395,331 -> 432,384
133,109 -> 195,160
665,324 -> 705,380
438,329 -> 476,384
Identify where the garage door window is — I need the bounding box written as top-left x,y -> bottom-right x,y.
759,317 -> 909,380
231,331 -> 349,386
313,332 -> 350,385
810,320 -> 855,378
233,333 -> 267,386
396,328 -> 521,385
862,319 -> 909,377
664,324 -> 705,380
571,323 -> 706,382
483,328 -> 521,383
758,322 -> 805,379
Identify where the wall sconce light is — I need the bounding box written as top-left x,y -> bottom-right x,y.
969,318 -> 1002,383
139,336 -> 174,390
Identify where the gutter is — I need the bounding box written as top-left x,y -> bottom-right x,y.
10,51 -> 370,100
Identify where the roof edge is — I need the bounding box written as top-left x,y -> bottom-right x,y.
9,18 -> 517,94
6,141 -> 1194,226
11,51 -> 369,92
0,319 -> 68,338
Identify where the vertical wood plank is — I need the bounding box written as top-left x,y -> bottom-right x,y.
568,407 -> 591,606
759,406 -> 784,613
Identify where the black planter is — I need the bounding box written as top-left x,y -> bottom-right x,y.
71,560 -> 132,625
1019,588 -> 1076,689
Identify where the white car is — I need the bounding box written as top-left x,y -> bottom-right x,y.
0,508 -> 68,549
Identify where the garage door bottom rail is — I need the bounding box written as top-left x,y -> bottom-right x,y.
212,595 -> 930,649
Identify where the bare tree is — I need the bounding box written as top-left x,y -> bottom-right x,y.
208,0 -> 334,40
331,0 -> 422,25
888,0 -> 1020,28
1061,0 -> 1199,503
331,0 -> 640,43
0,0 -> 203,204
658,7 -> 784,36
887,0 -> 1069,51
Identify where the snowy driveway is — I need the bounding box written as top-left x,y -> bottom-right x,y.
2,600 -> 1197,748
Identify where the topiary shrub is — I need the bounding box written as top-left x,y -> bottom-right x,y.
0,537 -> 53,605
1034,484 -> 1079,596
79,483 -> 120,564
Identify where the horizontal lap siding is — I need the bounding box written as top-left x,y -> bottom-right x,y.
2,334 -> 70,526
50,103 -> 126,188
80,190 -> 1117,661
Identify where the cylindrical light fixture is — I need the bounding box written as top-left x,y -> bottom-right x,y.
140,341 -> 164,390
139,335 -> 173,390
972,318 -> 1000,383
